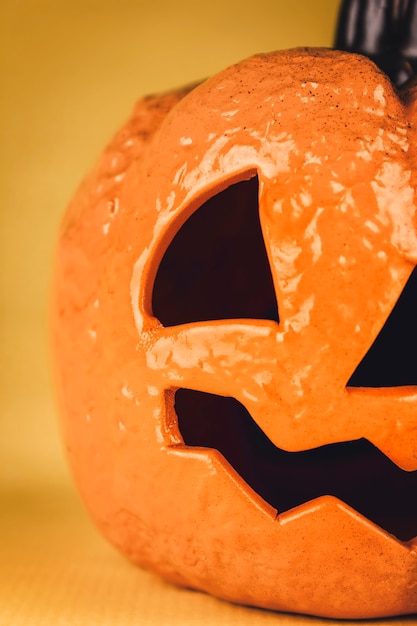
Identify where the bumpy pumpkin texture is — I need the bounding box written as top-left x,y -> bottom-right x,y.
53,49 -> 417,619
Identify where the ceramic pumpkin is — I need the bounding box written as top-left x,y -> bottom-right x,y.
52,45 -> 417,619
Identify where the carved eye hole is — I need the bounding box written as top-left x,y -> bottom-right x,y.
347,266 -> 417,388
152,176 -> 279,326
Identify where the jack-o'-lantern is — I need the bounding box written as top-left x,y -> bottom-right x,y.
52,46 -> 417,619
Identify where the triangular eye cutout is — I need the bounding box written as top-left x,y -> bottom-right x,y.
347,266 -> 417,388
152,176 -> 279,326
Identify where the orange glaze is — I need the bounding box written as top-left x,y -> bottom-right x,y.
52,49 -> 417,619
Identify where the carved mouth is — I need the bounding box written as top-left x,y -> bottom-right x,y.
152,175 -> 417,544
174,388 -> 417,542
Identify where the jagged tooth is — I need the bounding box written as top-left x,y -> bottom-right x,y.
279,495 -> 412,546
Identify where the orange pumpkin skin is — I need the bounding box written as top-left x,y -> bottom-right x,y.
52,49 -> 417,619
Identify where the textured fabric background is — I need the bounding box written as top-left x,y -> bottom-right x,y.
2,1 -> 413,624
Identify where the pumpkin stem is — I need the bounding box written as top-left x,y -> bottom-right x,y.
334,0 -> 417,86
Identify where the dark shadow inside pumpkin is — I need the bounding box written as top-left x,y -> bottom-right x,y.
152,176 -> 417,542
174,388 -> 417,542
152,176 -> 279,325
347,265 -> 417,387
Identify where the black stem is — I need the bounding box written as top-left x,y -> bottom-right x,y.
335,0 -> 417,86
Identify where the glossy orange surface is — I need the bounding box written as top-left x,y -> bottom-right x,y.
52,48 -> 417,619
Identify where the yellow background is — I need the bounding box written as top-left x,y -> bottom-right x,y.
1,1 -> 414,624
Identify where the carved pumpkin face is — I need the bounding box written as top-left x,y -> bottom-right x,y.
53,49 -> 417,619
